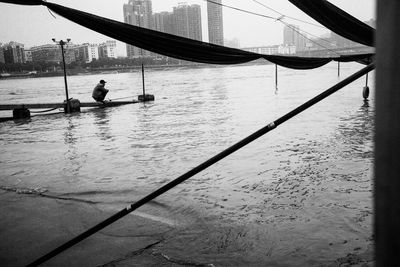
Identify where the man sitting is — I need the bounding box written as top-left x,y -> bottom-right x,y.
92,79 -> 109,103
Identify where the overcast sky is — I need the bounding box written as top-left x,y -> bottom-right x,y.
0,0 -> 375,56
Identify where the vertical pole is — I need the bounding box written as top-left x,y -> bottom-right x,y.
365,72 -> 369,87
337,61 -> 340,77
137,8 -> 145,101
375,0 -> 400,265
60,41 -> 70,113
275,64 -> 278,93
142,63 -> 145,97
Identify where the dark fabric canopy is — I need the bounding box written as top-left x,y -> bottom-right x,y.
42,1 -> 335,69
288,0 -> 375,47
0,0 -> 41,5
1,0 -> 374,69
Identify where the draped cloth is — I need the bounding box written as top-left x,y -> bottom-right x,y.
288,0 -> 375,47
0,0 -> 374,69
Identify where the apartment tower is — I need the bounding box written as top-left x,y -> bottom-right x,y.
123,0 -> 153,58
283,24 -> 307,52
207,0 -> 224,45
173,3 -> 202,41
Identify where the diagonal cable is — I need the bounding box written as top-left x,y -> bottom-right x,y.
250,0 -> 325,28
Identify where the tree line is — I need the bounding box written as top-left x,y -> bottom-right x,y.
0,57 -> 185,73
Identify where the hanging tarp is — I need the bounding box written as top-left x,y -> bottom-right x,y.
1,0 -> 373,69
0,0 -> 41,5
338,54 -> 374,65
288,0 -> 375,47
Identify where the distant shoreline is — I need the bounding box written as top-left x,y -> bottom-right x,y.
0,59 -> 272,80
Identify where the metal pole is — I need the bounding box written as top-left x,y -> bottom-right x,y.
60,41 -> 70,113
275,64 -> 278,93
338,61 -> 340,77
138,8 -> 145,100
142,63 -> 145,97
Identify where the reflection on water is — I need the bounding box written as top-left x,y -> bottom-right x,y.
64,117 -> 78,145
335,101 -> 374,160
63,117 -> 83,184
93,108 -> 113,141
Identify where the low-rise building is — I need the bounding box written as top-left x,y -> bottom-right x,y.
98,40 -> 117,59
278,44 -> 296,55
242,45 -> 289,55
24,49 -> 33,62
31,44 -> 75,64
3,41 -> 25,63
74,43 -> 99,63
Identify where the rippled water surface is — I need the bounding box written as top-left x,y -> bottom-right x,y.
0,62 -> 374,266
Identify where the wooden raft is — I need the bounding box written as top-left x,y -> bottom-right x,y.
0,100 -> 139,110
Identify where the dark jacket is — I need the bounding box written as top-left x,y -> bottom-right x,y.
92,83 -> 109,100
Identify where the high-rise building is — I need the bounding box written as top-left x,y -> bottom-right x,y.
207,0 -> 224,45
283,25 -> 297,46
153,11 -> 176,35
123,0 -> 203,58
188,4 -> 202,41
3,41 -> 25,64
173,3 -> 202,41
283,24 -> 306,52
123,0 -> 153,58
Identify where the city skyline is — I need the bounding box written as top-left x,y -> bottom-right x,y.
1,19 -> 375,66
123,0 -> 203,58
0,0 -> 375,56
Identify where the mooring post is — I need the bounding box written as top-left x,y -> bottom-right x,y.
12,106 -> 30,120
375,0 -> 400,265
363,72 -> 370,100
142,63 -> 145,96
138,63 -> 155,102
64,98 -> 81,113
137,13 -> 153,103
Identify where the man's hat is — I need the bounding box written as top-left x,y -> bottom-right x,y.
100,79 -> 106,84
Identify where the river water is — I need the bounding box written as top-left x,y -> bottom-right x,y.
0,62 -> 374,266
